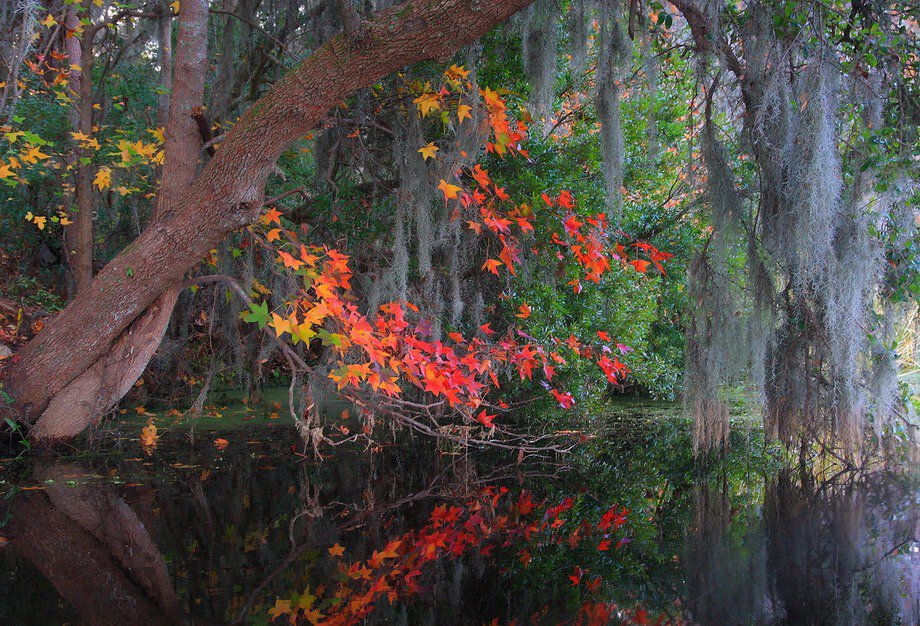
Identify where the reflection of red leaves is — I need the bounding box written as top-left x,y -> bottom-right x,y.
569,566 -> 583,586
275,486 -> 631,625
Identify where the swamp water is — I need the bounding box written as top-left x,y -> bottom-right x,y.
0,399 -> 916,625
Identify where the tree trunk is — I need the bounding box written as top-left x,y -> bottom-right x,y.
64,0 -> 96,295
29,0 -> 211,441
4,0 -> 535,440
155,2 -> 173,127
156,0 -> 207,218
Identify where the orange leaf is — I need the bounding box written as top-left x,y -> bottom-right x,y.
328,543 -> 345,557
213,438 -> 228,450
482,259 -> 502,275
278,250 -> 304,270
437,179 -> 462,201
516,303 -> 532,319
259,207 -> 282,225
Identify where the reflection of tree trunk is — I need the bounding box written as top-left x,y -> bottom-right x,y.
5,0 -> 536,443
4,465 -> 183,625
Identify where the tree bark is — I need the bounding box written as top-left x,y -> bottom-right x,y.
155,2 -> 173,127
4,0 -> 536,440
155,0 -> 208,218
64,0 -> 96,295
29,0 -> 210,441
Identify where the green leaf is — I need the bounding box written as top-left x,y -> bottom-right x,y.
243,300 -> 270,329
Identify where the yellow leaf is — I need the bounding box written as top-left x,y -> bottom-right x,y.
267,599 -> 291,620
437,179 -> 462,201
265,228 -> 281,242
20,145 -> 50,164
445,64 -> 470,80
170,0 -> 180,13
269,312 -> 294,338
413,92 -> 441,116
148,127 -> 165,142
456,104 -> 473,124
93,167 -> 112,190
40,14 -> 57,28
0,162 -> 14,179
32,216 -> 47,230
418,142 -> 438,161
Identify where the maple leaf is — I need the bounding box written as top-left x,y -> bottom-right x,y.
475,410 -> 496,428
551,389 -> 575,409
482,259 -> 502,275
20,145 -> 50,164
418,142 -> 438,161
213,438 -> 228,450
516,303 -> 532,319
597,331 -> 611,341
557,189 -> 575,209
465,220 -> 483,235
266,228 -> 281,242
243,300 -> 270,329
471,164 -> 491,188
0,161 -> 15,179
445,64 -> 471,80
93,167 -> 112,190
456,104 -> 473,124
25,212 -> 46,230
328,543 -> 345,556
277,250 -> 304,270
259,207 -> 282,225
413,92 -> 441,116
269,312 -> 295,337
630,259 -> 651,273
267,598 -> 291,620
437,179 -> 462,201
562,214 -> 583,237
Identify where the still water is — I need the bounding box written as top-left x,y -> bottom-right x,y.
0,401 -> 916,625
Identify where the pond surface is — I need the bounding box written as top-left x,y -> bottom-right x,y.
0,400 -> 916,625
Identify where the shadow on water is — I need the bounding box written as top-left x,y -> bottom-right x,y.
0,402 -> 916,625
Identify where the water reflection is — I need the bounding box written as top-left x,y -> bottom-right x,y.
2,464 -> 185,625
0,417 -> 916,625
685,469 -> 918,625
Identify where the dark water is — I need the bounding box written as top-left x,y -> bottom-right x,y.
0,402 -> 916,625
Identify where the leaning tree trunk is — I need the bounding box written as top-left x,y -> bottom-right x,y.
30,0 -> 209,441
3,0 -> 536,441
